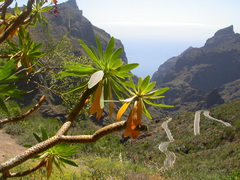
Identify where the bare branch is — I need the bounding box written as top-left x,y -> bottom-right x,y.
56,86 -> 97,135
61,121 -> 127,143
0,135 -> 60,173
0,121 -> 131,173
2,160 -> 46,178
32,81 -> 62,97
0,55 -> 20,59
0,0 -> 35,44
0,95 -> 46,125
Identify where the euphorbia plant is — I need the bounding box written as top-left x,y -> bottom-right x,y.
117,76 -> 173,138
60,39 -> 172,138
60,37 -> 139,119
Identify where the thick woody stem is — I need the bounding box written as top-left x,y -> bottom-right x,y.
60,121 -> 127,143
0,96 -> 46,125
2,160 -> 46,178
56,86 -> 97,135
0,136 -> 60,173
0,121 -> 129,173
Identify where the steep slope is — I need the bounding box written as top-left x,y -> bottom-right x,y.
124,99 -> 240,180
30,0 -> 128,63
16,0 -> 129,119
152,25 -> 240,112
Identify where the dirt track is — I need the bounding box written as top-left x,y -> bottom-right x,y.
194,110 -> 232,135
0,129 -> 26,163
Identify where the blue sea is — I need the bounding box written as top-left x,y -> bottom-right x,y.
121,38 -> 204,77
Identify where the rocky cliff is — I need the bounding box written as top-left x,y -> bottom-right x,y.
30,0 -> 128,63
152,25 -> 240,112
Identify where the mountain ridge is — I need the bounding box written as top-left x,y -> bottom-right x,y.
151,25 -> 240,112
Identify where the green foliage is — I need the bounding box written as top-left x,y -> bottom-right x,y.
31,0 -> 53,25
78,156 -> 149,180
116,76 -> 172,138
9,156 -> 156,180
7,27 -> 44,70
0,100 -> 21,118
43,35 -> 91,110
60,37 -> 139,102
33,127 -> 79,178
0,59 -> 24,114
77,134 -> 125,157
119,76 -> 172,119
223,170 -> 240,180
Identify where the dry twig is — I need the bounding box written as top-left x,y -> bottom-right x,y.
0,95 -> 46,125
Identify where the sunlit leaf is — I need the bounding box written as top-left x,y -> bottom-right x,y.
33,133 -> 42,143
96,37 -> 103,60
146,87 -> 170,96
39,6 -> 53,12
109,49 -> 122,67
109,87 -> 114,118
116,102 -> 130,121
64,64 -> 96,74
53,158 -> 63,173
0,97 -> 9,116
142,81 -> 156,94
110,58 -> 123,69
0,59 -> 16,81
58,71 -> 90,78
79,40 -> 102,68
104,37 -> 115,63
60,158 -> 78,167
41,127 -> 48,141
137,77 -> 143,92
116,72 -> 133,78
14,3 -> 22,15
90,81 -> 103,120
62,81 -> 87,95
144,99 -> 174,108
100,85 -> 104,109
46,157 -> 53,179
141,76 -> 150,93
118,63 -> 139,72
88,70 -> 104,89
142,102 -> 152,119
145,96 -> 165,99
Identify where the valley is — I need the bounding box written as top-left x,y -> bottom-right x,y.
0,0 -> 240,179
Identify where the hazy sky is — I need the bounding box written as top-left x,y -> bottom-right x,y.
17,0 -> 240,76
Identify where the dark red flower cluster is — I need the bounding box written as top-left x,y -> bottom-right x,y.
53,5 -> 59,15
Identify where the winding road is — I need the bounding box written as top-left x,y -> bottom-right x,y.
158,118 -> 176,171
194,110 -> 202,135
157,110 -> 231,171
203,111 -> 232,127
194,110 -> 232,135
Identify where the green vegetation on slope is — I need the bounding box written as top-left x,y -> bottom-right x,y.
122,99 -> 240,180
1,99 -> 240,179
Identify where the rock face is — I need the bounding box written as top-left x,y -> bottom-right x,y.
30,0 -> 128,63
151,25 -> 240,112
